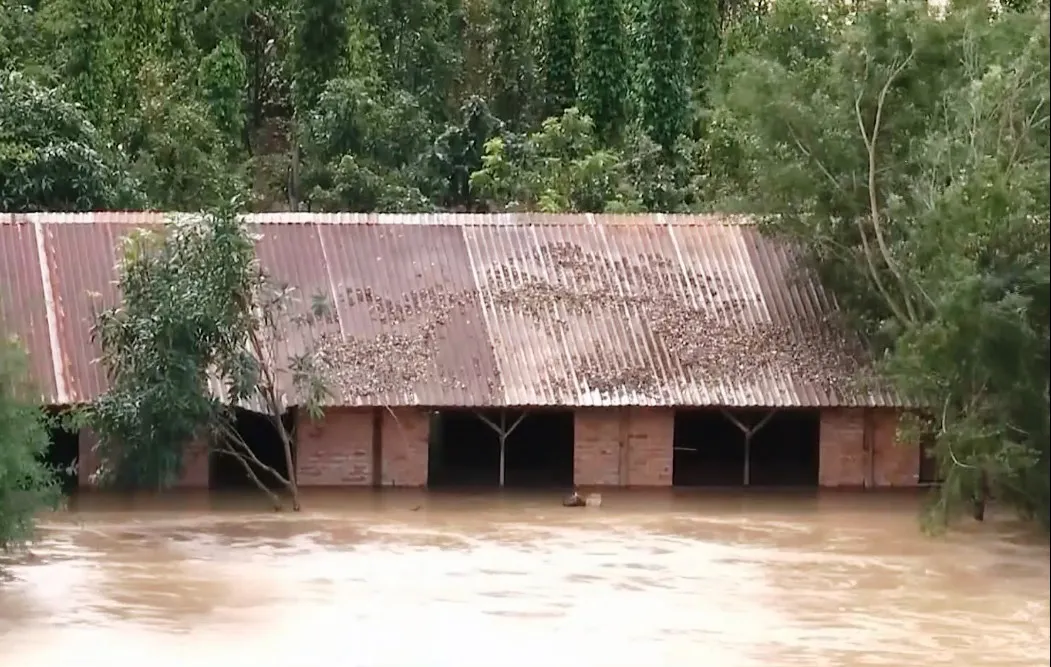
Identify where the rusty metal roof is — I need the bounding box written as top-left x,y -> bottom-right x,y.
1,212 -> 897,408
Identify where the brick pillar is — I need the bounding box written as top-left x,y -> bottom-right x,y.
77,428 -> 100,489
175,438 -> 210,488
870,409 -> 919,487
625,408 -> 673,486
818,409 -> 867,487
380,408 -> 429,487
296,408 -> 374,486
573,408 -> 624,486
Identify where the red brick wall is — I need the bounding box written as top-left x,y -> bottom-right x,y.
78,430 -> 210,488
573,407 -> 673,487
626,408 -> 673,486
380,408 -> 429,486
295,408 -> 374,486
574,409 -> 624,485
871,409 -> 919,487
818,408 -> 919,488
175,438 -> 210,488
818,409 -> 867,487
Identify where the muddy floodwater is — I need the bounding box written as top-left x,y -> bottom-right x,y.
1,490 -> 1048,667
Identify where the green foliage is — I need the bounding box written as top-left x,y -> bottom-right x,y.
471,108 -> 642,212
301,76 -> 435,212
686,0 -> 721,103
3,0 -> 731,213
428,96 -> 506,210
637,0 -> 689,149
290,0 -> 348,109
0,329 -> 61,551
355,0 -> 464,121
125,62 -> 247,210
537,0 -> 577,118
199,37 -> 249,143
83,203 -> 333,509
489,0 -> 536,127
577,0 -> 629,141
84,203 -> 260,489
716,0 -> 1050,528
0,71 -> 142,212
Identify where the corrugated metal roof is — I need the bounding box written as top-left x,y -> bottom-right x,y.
3,212 -> 897,408
0,218 -> 58,399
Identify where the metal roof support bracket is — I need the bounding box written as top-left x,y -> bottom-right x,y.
721,409 -> 777,487
474,409 -> 528,488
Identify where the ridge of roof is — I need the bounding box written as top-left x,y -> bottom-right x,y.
3,212 -> 757,227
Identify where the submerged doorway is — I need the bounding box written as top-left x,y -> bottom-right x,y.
44,409 -> 79,493
428,409 -> 574,488
210,408 -> 296,490
672,408 -> 820,487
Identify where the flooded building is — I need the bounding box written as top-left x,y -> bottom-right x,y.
1,212 -> 926,491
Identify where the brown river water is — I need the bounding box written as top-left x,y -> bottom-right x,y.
0,490 -> 1048,667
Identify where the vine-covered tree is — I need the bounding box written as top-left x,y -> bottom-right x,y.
637,0 -> 689,149
290,0 -> 348,110
537,0 -> 578,118
577,0 -> 629,141
686,0 -> 721,104
489,0 -> 536,127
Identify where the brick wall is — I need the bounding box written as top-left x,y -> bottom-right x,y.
626,408 -> 673,486
818,408 -> 919,487
818,409 -> 867,487
296,408 -> 374,486
871,409 -> 919,487
573,408 -> 624,485
381,408 -> 429,486
573,407 -> 673,486
78,429 -> 210,488
175,438 -> 210,488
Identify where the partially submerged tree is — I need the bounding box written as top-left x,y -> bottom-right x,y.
82,202 -> 337,510
715,0 -> 1050,529
0,325 -> 60,551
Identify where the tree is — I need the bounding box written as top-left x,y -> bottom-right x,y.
83,203 -> 337,510
471,107 -> 642,212
0,71 -> 142,212
577,0 -> 629,141
0,325 -> 61,551
489,0 -> 536,127
428,96 -> 506,210
538,0 -> 578,118
290,0 -> 348,110
637,0 -> 689,149
300,75 -> 435,212
686,0 -> 721,104
715,0 -> 1050,529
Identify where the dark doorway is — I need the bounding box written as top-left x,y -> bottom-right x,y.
428,409 -> 575,488
673,408 -> 820,487
748,410 -> 820,486
210,408 -> 295,490
45,409 -> 79,493
673,409 -> 744,486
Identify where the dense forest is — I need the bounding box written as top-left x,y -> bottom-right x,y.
1,0 -> 1049,538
